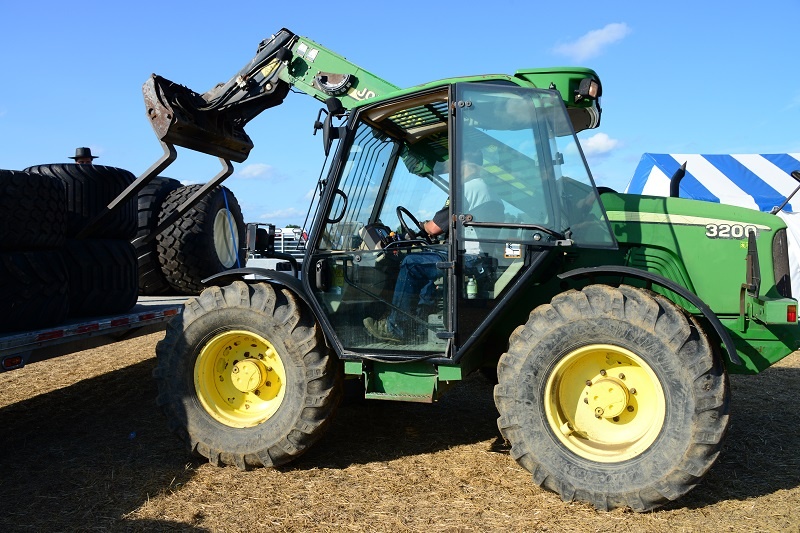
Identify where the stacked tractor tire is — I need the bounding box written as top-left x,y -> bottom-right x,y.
0,165 -> 245,332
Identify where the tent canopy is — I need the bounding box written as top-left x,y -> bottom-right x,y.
625,153 -> 800,213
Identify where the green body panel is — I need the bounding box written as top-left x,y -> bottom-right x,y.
601,192 -> 786,314
351,361 -> 461,403
720,318 -> 800,373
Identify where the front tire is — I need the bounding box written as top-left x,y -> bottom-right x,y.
494,284 -> 730,511
154,281 -> 341,469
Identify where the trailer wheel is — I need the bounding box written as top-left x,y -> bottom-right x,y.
62,239 -> 138,317
156,184 -> 246,295
24,164 -> 137,239
135,176 -> 182,295
494,284 -> 730,512
0,170 -> 67,251
0,250 -> 69,331
154,281 -> 341,469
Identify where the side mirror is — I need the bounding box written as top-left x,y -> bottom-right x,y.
313,97 -> 347,156
322,113 -> 344,156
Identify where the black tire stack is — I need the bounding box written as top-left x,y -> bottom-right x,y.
0,170 -> 70,331
23,164 -> 139,318
0,163 -> 246,330
138,183 -> 246,296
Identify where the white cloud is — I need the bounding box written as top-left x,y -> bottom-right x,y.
581,132 -> 621,156
552,23 -> 631,61
237,163 -> 274,179
258,207 -> 307,220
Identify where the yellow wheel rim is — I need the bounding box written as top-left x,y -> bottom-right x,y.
194,330 -> 286,428
544,344 -> 665,463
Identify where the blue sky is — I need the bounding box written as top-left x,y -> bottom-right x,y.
2,1 -> 799,227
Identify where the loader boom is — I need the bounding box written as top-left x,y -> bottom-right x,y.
143,28 -> 399,163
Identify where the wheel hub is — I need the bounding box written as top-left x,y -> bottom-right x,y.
588,377 -> 630,419
231,359 -> 268,393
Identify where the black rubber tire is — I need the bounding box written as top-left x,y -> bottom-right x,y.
24,164 -> 137,239
0,250 -> 69,331
494,284 -> 730,512
156,184 -> 246,295
0,170 -> 67,251
154,281 -> 342,469
62,239 -> 138,317
135,176 -> 183,295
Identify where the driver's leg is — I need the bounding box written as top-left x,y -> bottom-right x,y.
364,251 -> 442,342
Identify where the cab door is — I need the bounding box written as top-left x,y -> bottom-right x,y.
449,83 -> 616,350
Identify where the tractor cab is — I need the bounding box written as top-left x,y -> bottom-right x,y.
305,82 -> 616,360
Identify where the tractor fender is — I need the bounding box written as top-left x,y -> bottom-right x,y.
202,267 -> 312,307
558,265 -> 743,366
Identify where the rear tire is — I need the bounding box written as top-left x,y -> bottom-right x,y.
494,284 -> 730,511
154,281 -> 342,469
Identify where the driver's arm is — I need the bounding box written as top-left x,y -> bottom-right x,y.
424,204 -> 449,236
423,219 -> 444,236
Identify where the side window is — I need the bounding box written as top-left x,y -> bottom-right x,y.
319,124 -> 395,251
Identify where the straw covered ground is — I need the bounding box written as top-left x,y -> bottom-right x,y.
1,332 -> 799,532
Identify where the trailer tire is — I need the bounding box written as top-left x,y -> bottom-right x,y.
24,164 -> 137,239
135,176 -> 182,295
0,250 -> 69,331
156,184 -> 246,295
0,170 -> 67,251
62,239 -> 138,317
494,284 -> 730,512
154,281 -> 342,469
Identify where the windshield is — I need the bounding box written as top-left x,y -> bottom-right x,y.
454,83 -> 615,248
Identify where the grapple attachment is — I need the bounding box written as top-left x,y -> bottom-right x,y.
142,74 -> 257,163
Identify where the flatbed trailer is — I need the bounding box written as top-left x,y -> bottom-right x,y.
0,296 -> 187,372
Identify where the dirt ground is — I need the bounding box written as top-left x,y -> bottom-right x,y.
1,333 -> 800,532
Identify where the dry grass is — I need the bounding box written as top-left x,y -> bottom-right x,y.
1,333 -> 800,532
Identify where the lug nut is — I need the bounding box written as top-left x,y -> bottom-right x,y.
619,373 -> 625,380
627,405 -> 634,412
584,397 -> 589,404
599,369 -> 607,376
613,416 -> 620,422
630,388 -> 637,394
586,380 -> 592,386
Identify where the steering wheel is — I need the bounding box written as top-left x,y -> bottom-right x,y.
396,206 -> 430,242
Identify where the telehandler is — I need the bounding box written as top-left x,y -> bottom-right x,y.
139,28 -> 800,511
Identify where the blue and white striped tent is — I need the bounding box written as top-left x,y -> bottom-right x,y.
625,153 -> 800,212
624,153 -> 800,298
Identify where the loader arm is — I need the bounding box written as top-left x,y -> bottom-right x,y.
143,28 -> 399,163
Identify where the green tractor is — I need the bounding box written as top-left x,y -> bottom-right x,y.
143,29 -> 799,511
